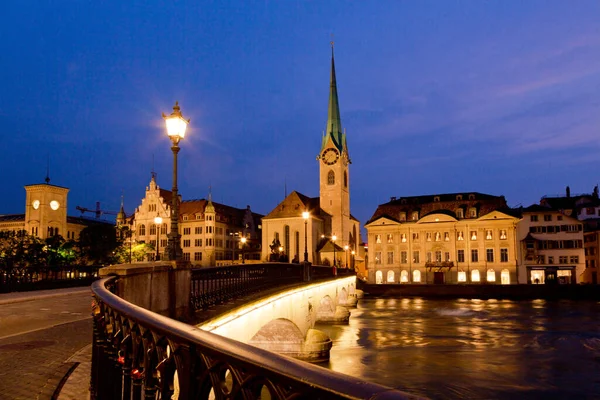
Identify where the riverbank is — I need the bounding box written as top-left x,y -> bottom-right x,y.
358,282 -> 600,300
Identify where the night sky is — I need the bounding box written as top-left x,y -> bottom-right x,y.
2,1 -> 600,233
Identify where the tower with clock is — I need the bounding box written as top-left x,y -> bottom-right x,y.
24,177 -> 70,239
317,44 -> 354,251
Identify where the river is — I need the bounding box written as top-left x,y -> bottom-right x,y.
315,297 -> 600,399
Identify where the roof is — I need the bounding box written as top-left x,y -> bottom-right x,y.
179,198 -> 263,226
263,191 -> 328,220
320,46 -> 346,153
67,216 -> 114,227
0,214 -> 25,222
24,182 -> 69,190
367,192 -> 507,224
522,204 -> 554,213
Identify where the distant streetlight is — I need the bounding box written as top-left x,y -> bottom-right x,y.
241,237 -> 247,264
162,101 -> 189,261
154,216 -> 163,261
302,211 -> 310,262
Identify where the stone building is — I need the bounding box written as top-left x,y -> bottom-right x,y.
261,47 -> 361,266
365,193 -> 519,284
128,174 -> 263,267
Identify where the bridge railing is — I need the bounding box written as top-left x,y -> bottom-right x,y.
91,276 -> 420,400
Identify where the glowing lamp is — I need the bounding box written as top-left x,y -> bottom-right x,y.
162,101 -> 190,142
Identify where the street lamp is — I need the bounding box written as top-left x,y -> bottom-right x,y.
162,101 -> 189,261
302,211 -> 309,262
344,245 -> 349,268
154,216 -> 163,261
241,237 -> 247,264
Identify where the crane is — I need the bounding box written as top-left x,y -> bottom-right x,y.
76,201 -> 119,219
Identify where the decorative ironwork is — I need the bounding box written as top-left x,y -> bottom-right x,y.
425,261 -> 454,270
91,275 -> 420,400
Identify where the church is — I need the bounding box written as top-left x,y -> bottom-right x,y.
261,48 -> 362,267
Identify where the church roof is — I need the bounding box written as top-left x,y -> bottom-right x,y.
263,191 -> 329,220
320,45 -> 346,154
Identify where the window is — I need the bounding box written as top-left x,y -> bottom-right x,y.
387,270 -> 395,283
183,227 -> 191,235
557,215 -> 563,221
426,232 -> 432,242
456,209 -> 464,219
327,171 -> 335,185
435,232 -> 441,242
487,269 -> 496,282
537,255 -> 545,264
375,252 -> 382,265
426,252 -> 432,262
376,271 -> 383,284
161,239 -> 167,247
486,230 -> 493,240
413,270 -> 421,282
183,215 -> 189,221
444,252 -> 450,262
444,232 -> 450,241
161,224 -> 167,234
435,251 -> 442,262
486,249 -> 494,262
375,234 -> 382,244
458,271 -> 467,282
412,232 -> 419,240
387,234 -> 393,243
149,204 -> 156,212
530,215 -> 538,222
501,269 -> 510,284
471,249 -> 479,262
457,231 -> 464,241
194,252 -> 202,261
531,270 -> 544,284
387,252 -> 394,264
559,256 -> 568,264
458,250 -> 465,263
195,239 -> 202,247
471,269 -> 480,282
570,256 -> 579,264
150,224 -> 157,235
413,251 -> 420,263
469,208 -> 477,218
344,171 -> 348,188
470,231 -> 477,240
196,215 -> 202,220
400,270 -> 409,283
500,230 -> 507,240
183,253 -> 190,261
138,224 -> 146,236
544,215 -> 552,222
412,211 -> 419,221
401,251 -> 408,264
401,233 -> 407,243
183,240 -> 190,248
500,248 -> 508,262
399,213 -> 406,221
548,256 -> 554,264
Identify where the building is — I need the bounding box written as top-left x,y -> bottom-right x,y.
261,47 -> 361,266
0,177 -> 113,240
364,193 -> 519,284
516,204 -> 585,284
128,174 -> 263,267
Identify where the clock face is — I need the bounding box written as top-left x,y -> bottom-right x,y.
32,200 -> 40,210
322,148 -> 339,165
50,200 -> 60,210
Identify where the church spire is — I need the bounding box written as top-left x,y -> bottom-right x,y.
322,42 -> 345,152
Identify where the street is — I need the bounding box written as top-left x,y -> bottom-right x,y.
0,289 -> 93,400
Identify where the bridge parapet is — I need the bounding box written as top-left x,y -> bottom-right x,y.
91,276 -> 423,400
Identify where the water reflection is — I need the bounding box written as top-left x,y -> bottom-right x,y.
316,298 -> 600,399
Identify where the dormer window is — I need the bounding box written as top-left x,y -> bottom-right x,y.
469,194 -> 475,200
183,215 -> 189,221
456,195 -> 463,200
456,208 -> 464,219
412,211 -> 419,221
399,212 -> 406,221
434,196 -> 440,202
469,208 -> 477,218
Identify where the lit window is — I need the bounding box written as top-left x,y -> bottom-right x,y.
400,270 -> 409,283
376,271 -> 383,284
376,234 -> 381,244
457,231 -> 464,241
412,211 -> 419,221
501,269 -> 510,284
413,270 -> 421,282
444,232 -> 450,241
401,233 -> 407,243
531,270 -> 544,284
387,270 -> 395,283
471,269 -> 480,282
487,269 -> 496,282
426,232 -> 432,242
486,230 -> 492,240
375,251 -> 382,265
500,230 -> 507,240
387,234 -> 393,243
471,231 -> 477,240
435,232 -> 441,241
458,271 -> 467,282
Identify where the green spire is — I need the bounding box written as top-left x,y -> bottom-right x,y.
322,44 -> 345,152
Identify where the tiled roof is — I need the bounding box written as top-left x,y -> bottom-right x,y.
263,191 -> 328,220
0,214 -> 25,222
179,199 -> 264,226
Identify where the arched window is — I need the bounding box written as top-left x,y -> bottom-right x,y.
150,224 -> 156,235
457,270 -> 467,282
139,224 -> 146,236
344,171 -> 348,188
327,171 -> 335,185
376,270 -> 383,284
487,269 -> 496,282
471,269 -> 480,282
413,270 -> 421,282
501,269 -> 510,284
400,270 -> 409,283
387,270 -> 395,283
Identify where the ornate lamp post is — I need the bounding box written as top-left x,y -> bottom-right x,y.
154,216 -> 162,261
344,245 -> 349,268
162,102 -> 189,261
241,237 -> 247,264
302,211 -> 309,262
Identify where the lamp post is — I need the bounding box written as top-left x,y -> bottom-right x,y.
162,101 -> 189,261
302,211 -> 309,262
154,216 -> 162,261
241,237 -> 247,264
344,245 -> 349,268
332,235 -> 337,267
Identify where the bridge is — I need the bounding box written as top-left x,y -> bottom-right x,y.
91,262 -> 421,399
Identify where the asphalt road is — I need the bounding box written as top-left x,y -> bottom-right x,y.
0,289 -> 93,400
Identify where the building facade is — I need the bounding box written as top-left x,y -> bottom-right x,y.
261,47 -> 361,266
129,175 -> 263,267
365,193 -> 519,284
516,205 -> 585,284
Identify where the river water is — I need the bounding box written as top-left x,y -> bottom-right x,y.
315,297 -> 600,399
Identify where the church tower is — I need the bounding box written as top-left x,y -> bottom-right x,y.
318,45 -> 351,247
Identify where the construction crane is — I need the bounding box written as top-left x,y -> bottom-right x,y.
76,201 -> 119,219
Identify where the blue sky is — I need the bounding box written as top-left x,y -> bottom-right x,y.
1,1 -> 600,231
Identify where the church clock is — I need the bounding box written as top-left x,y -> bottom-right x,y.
322,148 -> 339,165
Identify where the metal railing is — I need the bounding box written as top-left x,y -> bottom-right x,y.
91,274 -> 420,400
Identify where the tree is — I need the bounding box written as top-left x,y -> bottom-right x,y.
77,224 -> 121,266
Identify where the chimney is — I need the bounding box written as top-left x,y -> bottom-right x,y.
390,196 -> 397,202
566,186 -> 571,198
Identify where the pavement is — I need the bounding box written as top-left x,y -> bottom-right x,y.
0,287 -> 92,400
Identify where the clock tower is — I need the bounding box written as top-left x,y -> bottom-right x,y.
318,45 -> 352,248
